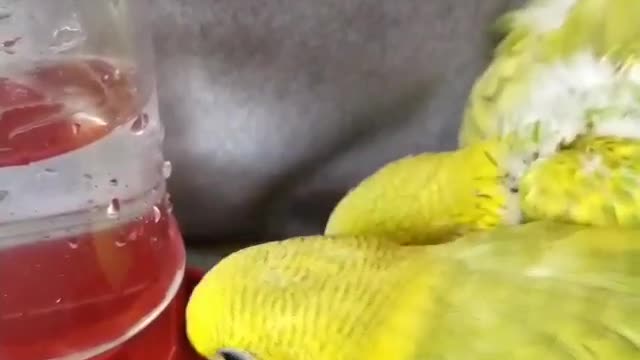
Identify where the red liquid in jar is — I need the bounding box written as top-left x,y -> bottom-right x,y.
0,208 -> 186,360
0,59 -> 187,360
0,58 -> 138,166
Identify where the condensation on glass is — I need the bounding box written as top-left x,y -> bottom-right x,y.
0,1 -> 186,359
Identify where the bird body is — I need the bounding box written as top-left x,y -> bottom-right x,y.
187,222 -> 640,360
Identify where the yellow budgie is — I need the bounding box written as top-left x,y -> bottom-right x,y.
327,0 -> 640,244
325,140 -> 525,245
187,222 -> 640,360
186,1 -> 640,359
460,0 -> 640,226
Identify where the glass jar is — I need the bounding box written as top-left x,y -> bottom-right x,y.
0,1 -> 187,359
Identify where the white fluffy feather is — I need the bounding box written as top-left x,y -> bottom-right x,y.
513,0 -> 578,33
499,52 -> 640,157
502,189 -> 523,225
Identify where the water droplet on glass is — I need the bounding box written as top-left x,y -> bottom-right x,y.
0,6 -> 12,20
1,37 -> 20,54
83,173 -> 93,180
107,198 -> 121,219
162,161 -> 172,179
55,298 -> 62,304
151,236 -> 158,243
71,122 -> 81,135
128,230 -> 139,242
67,238 -> 80,249
43,168 -> 57,175
131,113 -> 149,134
115,238 -> 127,247
109,178 -> 118,187
50,25 -> 86,53
0,190 -> 8,202
152,206 -> 162,223
164,193 -> 174,213
2,37 -> 19,47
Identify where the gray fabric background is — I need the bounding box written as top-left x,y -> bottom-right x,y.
152,0 -> 525,245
